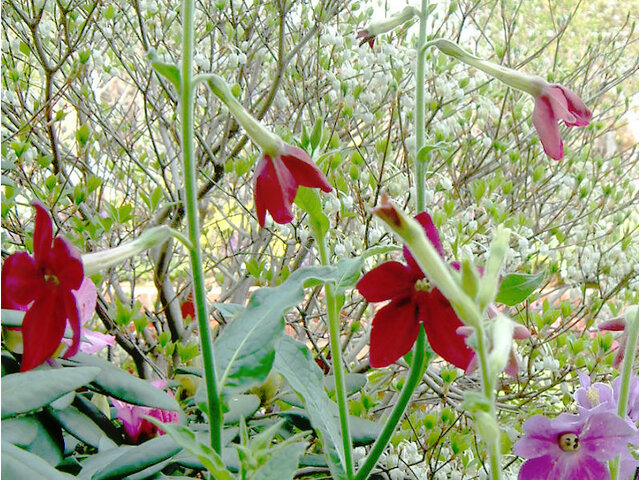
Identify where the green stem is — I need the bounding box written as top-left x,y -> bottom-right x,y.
354,329 -> 426,480
318,237 -> 354,480
610,308 -> 639,480
181,0 -> 222,453
415,0 -> 429,213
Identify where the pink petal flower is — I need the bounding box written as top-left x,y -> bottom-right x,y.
533,84 -> 592,160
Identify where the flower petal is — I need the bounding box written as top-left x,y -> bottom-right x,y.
356,261 -> 417,302
49,237 -> 84,291
532,95 -> 564,160
1,252 -> 44,309
74,278 -> 97,326
20,290 -> 66,371
253,154 -> 298,226
513,415 -> 560,459
517,455 -> 556,480
369,299 -> 420,368
79,330 -> 115,354
553,85 -> 592,127
419,289 -> 474,370
549,451 -> 609,480
279,145 -> 332,193
62,290 -> 82,359
32,201 -> 53,264
403,212 -> 443,277
580,411 -> 637,460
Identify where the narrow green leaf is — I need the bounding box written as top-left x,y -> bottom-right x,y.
1,367 -> 101,419
2,441 -> 73,480
214,265 -> 338,396
252,442 -> 306,480
310,118 -> 323,151
91,435 -> 181,480
64,353 -> 180,411
274,336 -> 346,479
49,405 -> 116,449
495,272 -> 545,306
149,51 -> 181,92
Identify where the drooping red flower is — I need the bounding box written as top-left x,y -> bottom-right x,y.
1,202 -> 84,371
356,212 -> 474,369
253,143 -> 332,227
532,84 -> 592,160
356,30 -> 376,48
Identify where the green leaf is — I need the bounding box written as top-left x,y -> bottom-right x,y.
495,272 -> 545,306
252,442 -> 306,480
274,336 -> 346,479
150,55 -> 181,92
48,405 -> 116,449
64,353 -> 180,411
223,394 -> 260,424
333,257 -> 364,294
324,373 -> 366,397
2,442 -> 73,480
2,414 -> 63,466
1,367 -> 101,419
76,124 -> 91,147
416,142 -> 447,163
310,118 -> 323,151
214,265 -> 338,397
147,421 -> 235,480
90,435 -> 181,480
295,187 -> 329,239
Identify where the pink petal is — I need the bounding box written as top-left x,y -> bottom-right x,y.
279,144 -> 332,193
356,261 -> 417,302
419,289 -> 474,370
580,412 -> 637,460
369,299 -> 420,368
533,95 -> 564,160
549,452 -> 609,480
513,415 -> 559,459
74,278 -> 97,327
1,252 -> 44,309
32,201 -> 53,265
253,154 -> 298,227
78,330 -> 115,354
403,212 -> 444,277
20,290 -> 66,371
517,455 -> 556,480
553,85 -> 592,126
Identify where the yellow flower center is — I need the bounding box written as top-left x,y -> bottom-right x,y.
414,278 -> 430,292
586,386 -> 600,406
558,433 -> 580,452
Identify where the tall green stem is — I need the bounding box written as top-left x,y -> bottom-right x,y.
610,308 -> 639,480
415,0 -> 428,213
318,237 -> 354,480
181,0 -> 222,452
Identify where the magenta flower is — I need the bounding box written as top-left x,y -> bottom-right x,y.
1,202 -> 85,371
111,380 -> 179,443
532,84 -> 592,160
514,411 -> 636,480
356,212 -> 473,369
254,143 -> 332,227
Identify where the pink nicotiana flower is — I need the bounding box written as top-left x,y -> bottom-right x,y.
356,212 -> 474,369
1,202 -> 85,371
432,39 -> 592,160
111,380 -> 179,443
253,143 -> 332,227
514,411 -> 636,480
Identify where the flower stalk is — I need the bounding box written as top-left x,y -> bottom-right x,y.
181,0 -> 222,453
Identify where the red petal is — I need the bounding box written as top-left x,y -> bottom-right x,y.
356,261 -> 417,302
62,290 -> 82,358
20,290 -> 66,371
403,212 -> 444,277
32,201 -> 53,264
279,145 -> 332,193
533,95 -> 564,160
48,237 -> 84,291
418,289 -> 474,370
253,154 -> 297,226
369,299 -> 420,368
552,85 -> 592,127
1,252 -> 45,309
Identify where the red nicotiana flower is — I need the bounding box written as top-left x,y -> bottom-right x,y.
1,202 -> 84,371
532,84 -> 592,161
253,143 -> 332,227
356,212 -> 474,369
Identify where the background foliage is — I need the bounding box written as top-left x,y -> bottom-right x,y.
2,0 -> 638,478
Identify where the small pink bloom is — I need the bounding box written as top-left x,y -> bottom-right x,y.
254,143 -> 332,227
1,202 -> 85,371
532,84 -> 592,160
356,30 -> 375,48
111,380 -> 179,443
